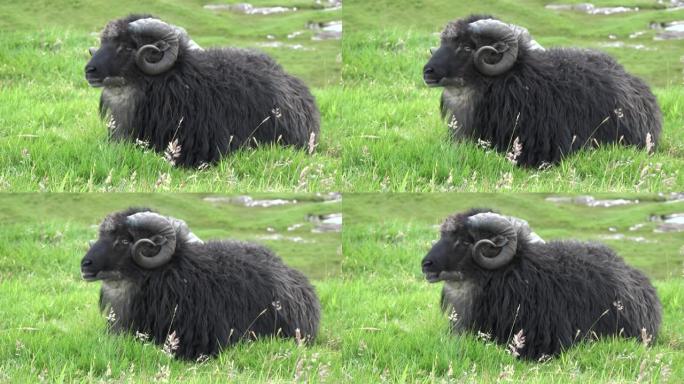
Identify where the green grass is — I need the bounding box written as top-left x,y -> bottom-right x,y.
338,193 -> 684,382
2,1 -> 683,192
0,0 -> 343,192
0,193 -> 342,382
340,0 -> 684,192
2,193 -> 683,382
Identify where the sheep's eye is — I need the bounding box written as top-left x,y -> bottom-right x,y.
115,46 -> 133,54
456,239 -> 471,247
462,45 -> 472,52
115,238 -> 130,247
454,239 -> 470,249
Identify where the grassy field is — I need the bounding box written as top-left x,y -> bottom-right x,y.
0,0 -> 343,192
339,193 -> 684,382
341,0 -> 684,192
2,193 -> 682,382
0,193 -> 342,382
2,1 -> 683,192
2,0 -> 684,380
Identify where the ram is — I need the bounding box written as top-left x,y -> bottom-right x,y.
80,208 -> 320,359
85,15 -> 320,167
421,209 -> 661,360
423,15 -> 662,167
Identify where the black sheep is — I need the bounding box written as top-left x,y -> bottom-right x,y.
423,15 -> 662,167
421,208 -> 662,360
85,15 -> 320,167
80,208 -> 320,359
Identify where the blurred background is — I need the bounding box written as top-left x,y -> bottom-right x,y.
0,0 -> 341,87
344,0 -> 684,87
0,193 -> 342,279
0,1 -> 344,192
343,192 -> 684,279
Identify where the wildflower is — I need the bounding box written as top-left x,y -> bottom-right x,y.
135,138 -> 149,149
537,161 -> 552,171
154,364 -> 170,383
106,116 -> 117,131
308,132 -> 317,154
537,354 -> 552,363
640,328 -> 653,347
646,132 -> 655,154
499,364 -> 515,381
507,329 -> 526,358
135,331 -> 150,342
477,138 -> 492,149
448,116 -> 460,131
164,139 -> 182,165
477,331 -> 492,342
106,308 -> 117,325
163,331 -> 180,357
448,309 -> 459,324
497,172 -> 514,189
295,328 -> 305,347
155,172 -> 171,189
506,137 -> 522,165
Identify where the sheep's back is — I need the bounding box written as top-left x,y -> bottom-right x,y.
130,240 -> 320,359
471,240 -> 661,359
470,47 -> 661,166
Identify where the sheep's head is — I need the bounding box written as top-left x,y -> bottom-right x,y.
423,15 -> 539,85
80,208 -> 201,281
421,209 -> 541,283
85,15 -> 198,86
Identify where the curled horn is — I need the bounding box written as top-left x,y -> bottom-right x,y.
468,19 -> 520,76
467,213 -> 517,269
172,25 -> 202,51
126,212 -> 177,269
507,215 -> 545,244
128,18 -> 180,75
167,217 -> 203,244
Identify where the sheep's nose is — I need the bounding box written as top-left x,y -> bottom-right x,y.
421,259 -> 433,269
423,66 -> 435,75
85,65 -> 96,74
81,258 -> 93,267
